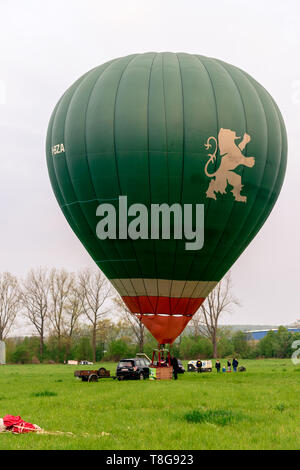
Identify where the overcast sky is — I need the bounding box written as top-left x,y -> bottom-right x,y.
0,0 -> 299,330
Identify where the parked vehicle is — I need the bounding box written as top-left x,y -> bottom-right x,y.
74,367 -> 111,382
187,360 -> 212,372
177,359 -> 185,374
136,352 -> 151,364
116,357 -> 150,380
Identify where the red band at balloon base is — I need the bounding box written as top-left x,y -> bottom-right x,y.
122,295 -> 205,344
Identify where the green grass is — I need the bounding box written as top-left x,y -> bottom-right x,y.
0,358 -> 299,450
184,409 -> 246,426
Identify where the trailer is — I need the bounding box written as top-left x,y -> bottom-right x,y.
74,367 -> 114,382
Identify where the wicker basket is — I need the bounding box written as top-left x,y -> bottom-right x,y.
155,367 -> 173,380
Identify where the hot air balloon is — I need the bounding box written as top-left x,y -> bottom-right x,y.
46,52 -> 287,348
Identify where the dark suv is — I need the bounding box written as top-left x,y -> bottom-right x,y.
116,357 -> 150,380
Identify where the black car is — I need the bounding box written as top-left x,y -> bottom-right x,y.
116,357 -> 150,380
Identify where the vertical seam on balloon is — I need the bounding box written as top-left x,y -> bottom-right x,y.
161,53 -> 171,207
167,52 -> 185,317
62,65 -> 121,281
237,108 -> 284,253
83,57 -> 136,298
187,56 -> 248,305
112,54 -> 153,314
68,62 -> 121,272
273,101 -> 287,173
152,53 -> 166,314
146,53 -> 159,315
50,74 -> 89,221
174,54 -> 220,317
181,54 -> 220,313
160,52 -> 172,316
113,58 -> 135,190
155,52 -> 169,315
50,74 -> 101,259
210,61 -> 272,280
215,65 -> 280,279
48,101 -> 63,196
180,56 -> 254,313
141,53 -> 163,317
194,54 -> 219,289
49,103 -> 72,212
214,69 -> 284,280
48,102 -> 81,230
270,96 -> 287,181
195,58 -> 249,284
108,55 -> 142,301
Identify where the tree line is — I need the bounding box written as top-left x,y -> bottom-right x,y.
0,268 -> 112,362
5,323 -> 299,364
1,269 -> 299,364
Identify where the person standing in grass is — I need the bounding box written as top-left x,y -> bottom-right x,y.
196,359 -> 202,373
215,360 -> 221,373
227,360 -> 231,372
170,355 -> 179,380
232,358 -> 239,372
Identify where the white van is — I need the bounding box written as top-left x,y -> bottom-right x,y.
187,360 -> 212,372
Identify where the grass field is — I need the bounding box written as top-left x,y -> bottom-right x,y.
0,359 -> 299,450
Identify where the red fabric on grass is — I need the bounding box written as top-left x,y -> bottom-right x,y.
3,415 -> 36,433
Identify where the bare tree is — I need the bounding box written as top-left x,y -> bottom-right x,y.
96,318 -> 118,356
191,273 -> 239,358
0,272 -> 21,340
113,295 -> 145,352
49,268 -> 73,346
22,268 -> 50,357
64,281 -> 83,339
78,269 -> 112,362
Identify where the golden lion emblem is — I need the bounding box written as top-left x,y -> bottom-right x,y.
204,128 -> 255,203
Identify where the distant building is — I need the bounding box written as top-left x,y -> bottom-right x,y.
0,341 -> 5,364
246,328 -> 300,341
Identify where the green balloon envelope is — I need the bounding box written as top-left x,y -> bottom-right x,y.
46,52 -> 287,344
